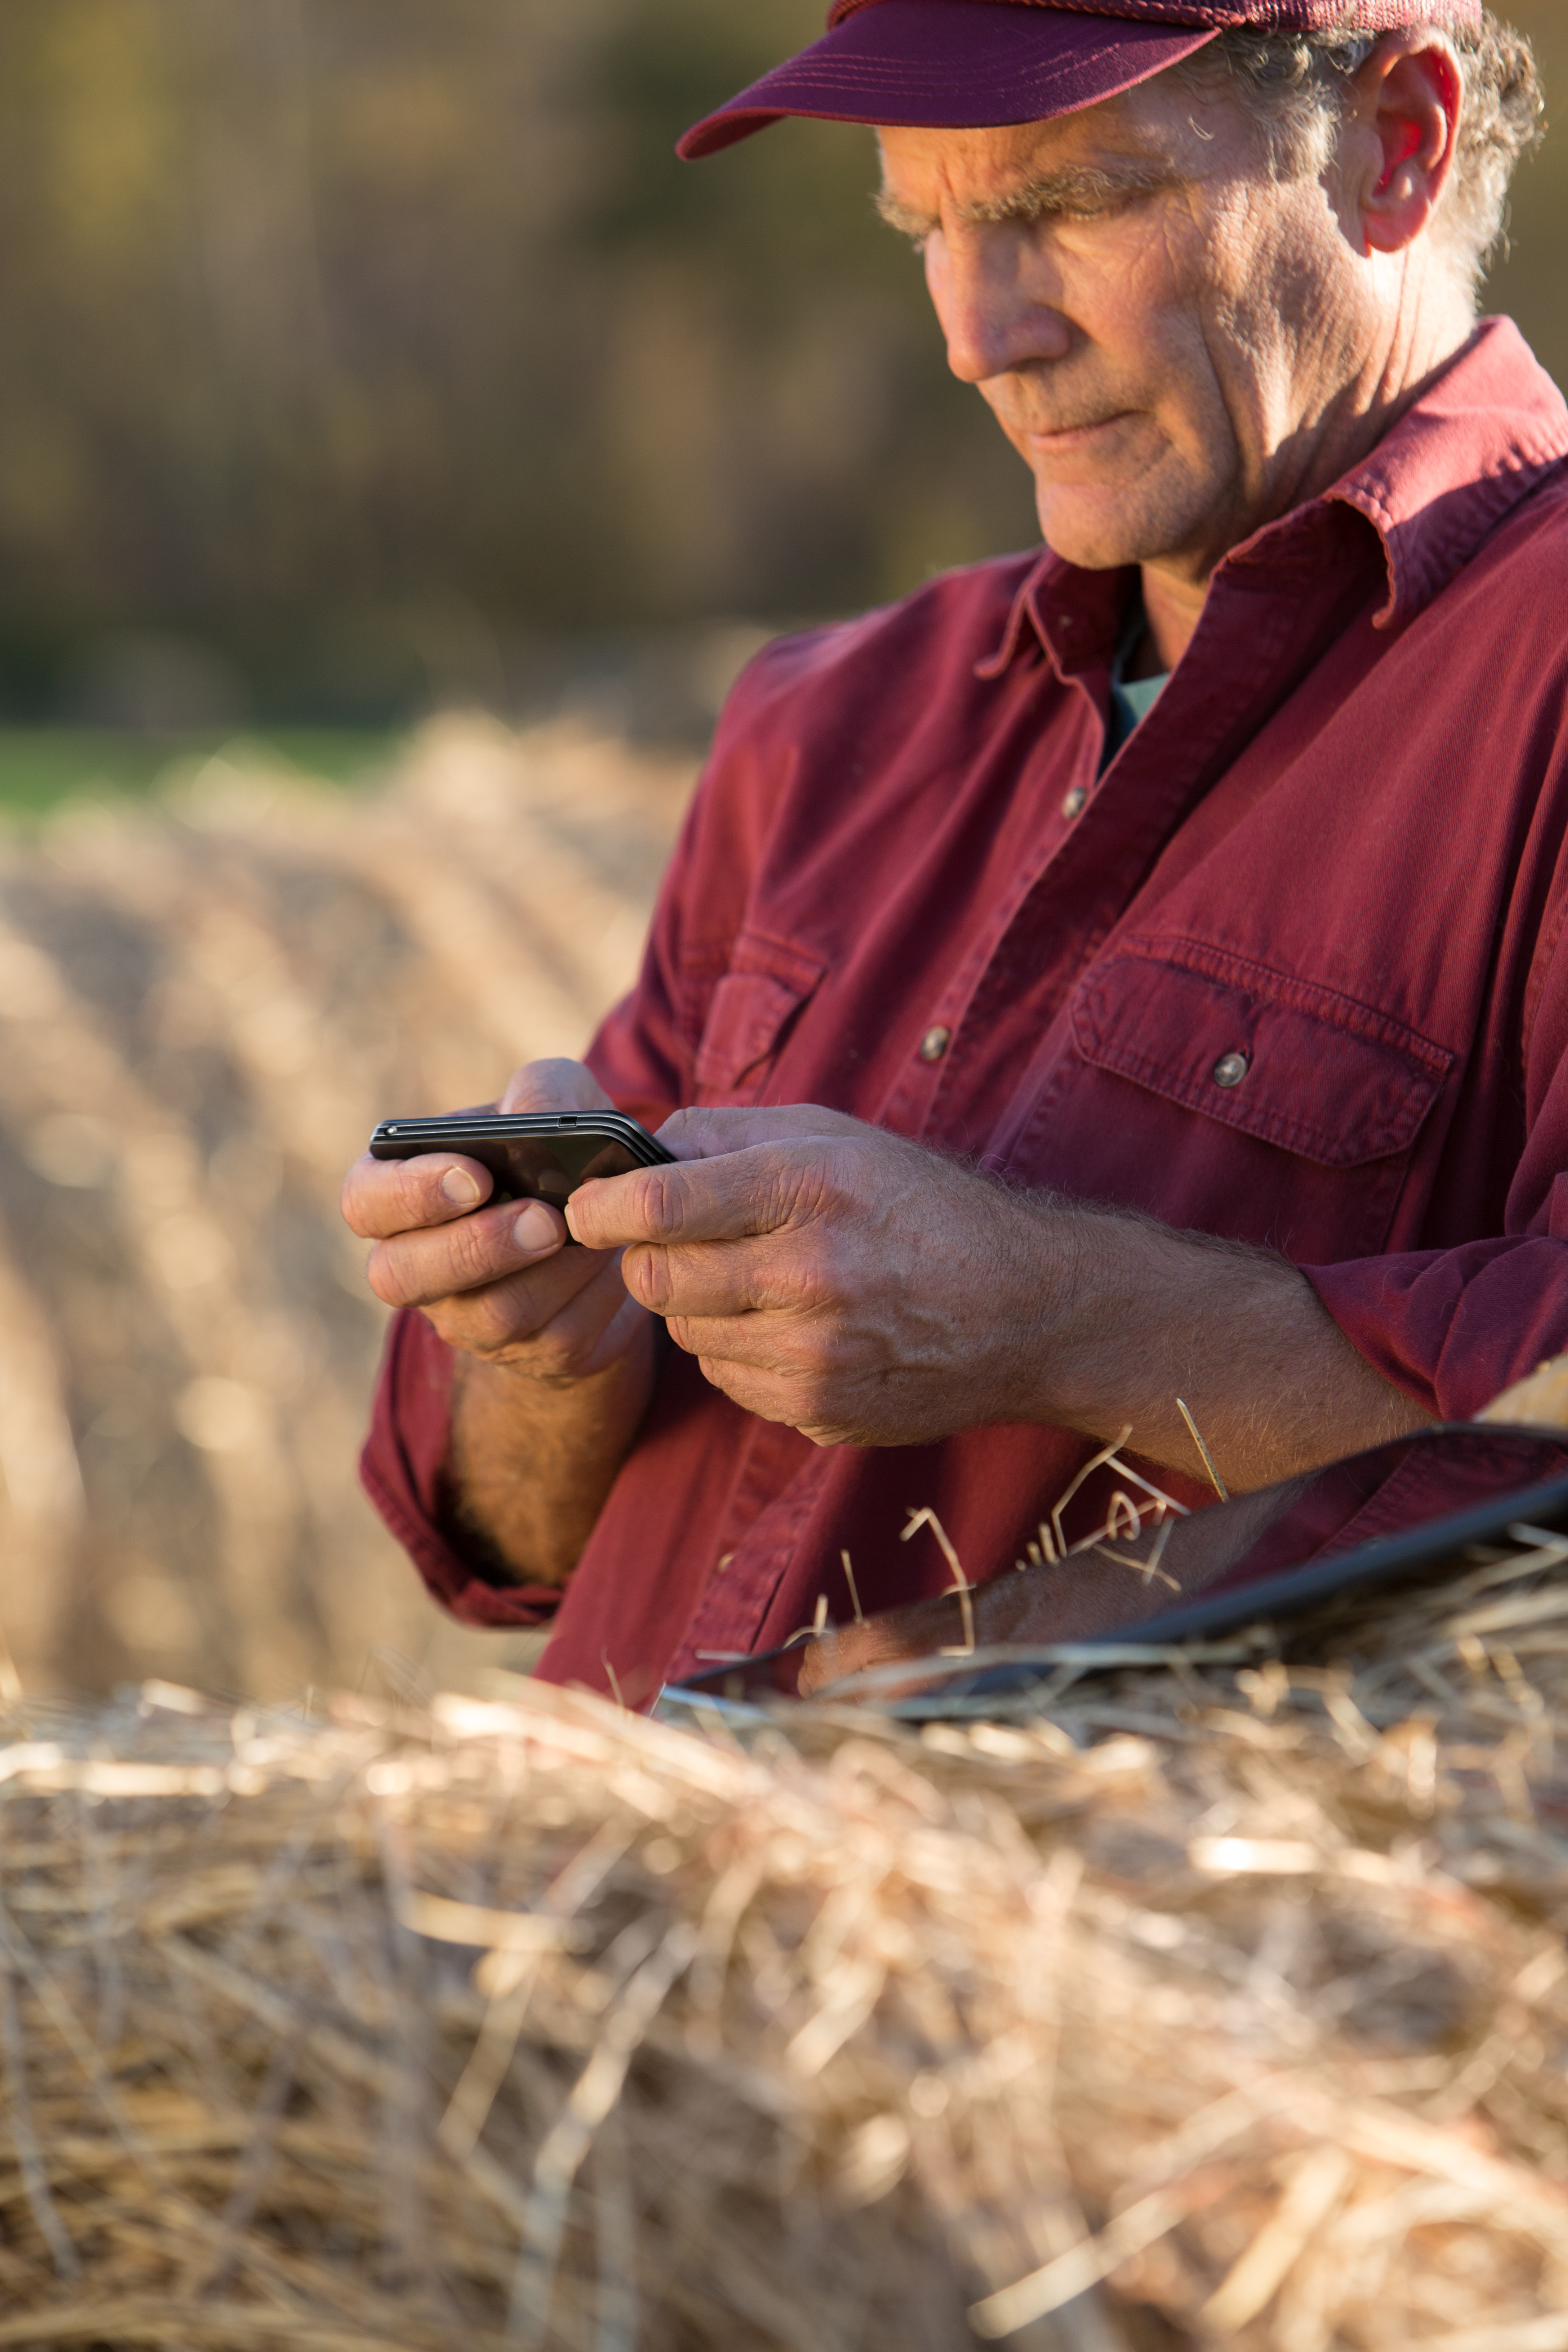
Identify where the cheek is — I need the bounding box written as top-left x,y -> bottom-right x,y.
1098,244 -> 1247,480
1046,241 -> 1212,441
1187,196 -> 1330,443
1154,338 -> 1244,473
977,376 -> 1025,443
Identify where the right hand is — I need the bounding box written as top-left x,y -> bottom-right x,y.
340,1059 -> 650,1383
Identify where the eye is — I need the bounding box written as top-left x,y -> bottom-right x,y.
1045,184 -> 1159,227
1060,191 -> 1136,223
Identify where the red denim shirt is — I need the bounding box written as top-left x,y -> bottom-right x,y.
364,319 -> 1568,1702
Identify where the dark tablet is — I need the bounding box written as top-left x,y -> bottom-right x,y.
667,1423 -> 1568,1713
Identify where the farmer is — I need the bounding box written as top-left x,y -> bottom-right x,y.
345,1 -> 1565,1702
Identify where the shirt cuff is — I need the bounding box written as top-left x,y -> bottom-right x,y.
359,1308 -> 564,1629
1303,1235 -> 1568,1424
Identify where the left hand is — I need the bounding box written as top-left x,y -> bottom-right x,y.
565,1104 -> 1058,1446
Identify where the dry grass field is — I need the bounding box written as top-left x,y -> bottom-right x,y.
0,719 -> 694,1702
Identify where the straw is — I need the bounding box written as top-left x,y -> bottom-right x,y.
5,1521 -> 1568,2344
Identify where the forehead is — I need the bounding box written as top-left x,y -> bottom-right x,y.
875,77 -> 1247,218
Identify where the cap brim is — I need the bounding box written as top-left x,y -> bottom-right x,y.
679,2 -> 1220,161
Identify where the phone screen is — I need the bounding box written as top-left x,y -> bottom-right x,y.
370,1114 -> 671,1211
474,1132 -> 647,1205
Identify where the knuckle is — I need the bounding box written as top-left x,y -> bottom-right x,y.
468,1252 -> 621,1366
794,1372 -> 837,1428
502,1298 -> 598,1381
353,1152 -> 488,1240
656,1106 -> 702,1153
657,1106 -> 730,1164
343,1155 -> 414,1240
444,1208 -> 512,1287
340,1157 -> 374,1236
526,1328 -> 585,1382
774,1244 -> 831,1316
363,1241 -> 405,1308
773,1144 -> 851,1233
633,1165 -> 682,1237
579,1163 -> 679,1245
464,1283 -> 533,1353
622,1244 -> 672,1313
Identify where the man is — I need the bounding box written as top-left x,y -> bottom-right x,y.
345,0 -> 1565,1702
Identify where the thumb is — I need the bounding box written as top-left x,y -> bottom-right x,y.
566,1146 -> 818,1250
499,1058 -> 616,1115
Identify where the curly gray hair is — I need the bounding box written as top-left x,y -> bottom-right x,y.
1169,15 -> 1544,293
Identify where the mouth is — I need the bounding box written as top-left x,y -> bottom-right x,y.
1022,412 -> 1132,454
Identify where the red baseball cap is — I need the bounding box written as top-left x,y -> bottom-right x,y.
678,0 -> 1484,162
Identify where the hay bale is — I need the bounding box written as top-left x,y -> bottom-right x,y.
4,1529 -> 1568,2347
0,718 -> 692,1698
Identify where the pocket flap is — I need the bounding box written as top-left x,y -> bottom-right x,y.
1070,936 -> 1452,1169
694,935 -> 824,1096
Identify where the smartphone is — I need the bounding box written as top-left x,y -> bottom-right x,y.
368,1110 -> 675,1215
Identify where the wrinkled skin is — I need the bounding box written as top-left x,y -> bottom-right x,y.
883,30 -> 1470,667
577,1103 -> 1063,1447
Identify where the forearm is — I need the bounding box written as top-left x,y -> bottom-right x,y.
1038,1206 -> 1434,1491
443,1317 -> 660,1587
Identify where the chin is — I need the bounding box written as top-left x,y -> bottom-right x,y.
1033,477 -> 1204,577
1034,512 -> 1154,573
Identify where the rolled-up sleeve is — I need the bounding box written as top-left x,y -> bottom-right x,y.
1305,1219 -> 1568,1422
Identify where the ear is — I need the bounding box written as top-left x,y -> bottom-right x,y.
1341,33 -> 1461,258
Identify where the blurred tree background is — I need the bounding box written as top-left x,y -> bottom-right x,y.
0,0 -> 1557,741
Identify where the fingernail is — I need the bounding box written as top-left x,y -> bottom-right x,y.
440,1167 -> 482,1207
512,1202 -> 559,1254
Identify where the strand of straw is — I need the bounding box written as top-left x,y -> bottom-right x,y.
1176,1399 -> 1229,1501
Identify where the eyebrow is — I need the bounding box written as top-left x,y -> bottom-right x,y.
875,156 -> 1176,241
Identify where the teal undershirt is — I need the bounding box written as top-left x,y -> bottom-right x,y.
1102,592 -> 1171,772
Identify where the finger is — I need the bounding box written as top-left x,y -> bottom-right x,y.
688,1352 -> 807,1428
675,1339 -> 849,1439
366,1195 -> 582,1312
499,1057 -> 617,1115
567,1146 -> 821,1252
570,1284 -> 655,1379
619,1236 -> 799,1320
797,1593 -> 967,1698
670,1293 -> 863,1379
657,1102 -> 869,1163
669,1328 -> 884,1448
423,1245 -> 640,1374
342,1149 -> 497,1241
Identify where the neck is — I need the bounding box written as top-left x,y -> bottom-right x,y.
1136,569 -> 1205,676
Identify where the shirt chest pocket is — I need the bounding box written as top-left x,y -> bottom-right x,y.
692,933 -> 826,1106
1045,936 -> 1454,1261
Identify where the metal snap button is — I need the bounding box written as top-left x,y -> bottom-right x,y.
1062,785 -> 1089,820
919,1025 -> 951,1064
1213,1051 -> 1250,1089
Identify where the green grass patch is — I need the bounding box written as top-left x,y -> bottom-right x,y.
0,728 -> 401,815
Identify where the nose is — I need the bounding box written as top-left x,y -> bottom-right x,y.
924,218 -> 1072,386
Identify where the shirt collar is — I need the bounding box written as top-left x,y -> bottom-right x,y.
983,316 -> 1568,677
